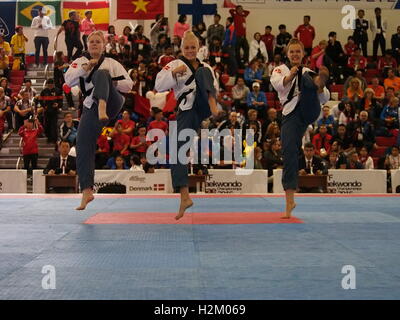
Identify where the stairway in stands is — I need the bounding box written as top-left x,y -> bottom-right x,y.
0,60 -> 79,192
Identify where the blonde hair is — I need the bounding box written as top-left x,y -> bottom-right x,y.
181,31 -> 199,49
363,88 -> 375,98
88,30 -> 106,43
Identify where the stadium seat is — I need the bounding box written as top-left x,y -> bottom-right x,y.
371,146 -> 387,158
375,136 -> 397,147
329,84 -> 344,100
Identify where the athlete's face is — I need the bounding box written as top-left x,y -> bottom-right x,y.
182,39 -> 199,61
88,34 -> 105,57
287,44 -> 304,66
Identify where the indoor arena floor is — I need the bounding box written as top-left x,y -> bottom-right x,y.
0,194 -> 400,300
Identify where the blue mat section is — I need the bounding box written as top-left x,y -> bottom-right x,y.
0,196 -> 400,299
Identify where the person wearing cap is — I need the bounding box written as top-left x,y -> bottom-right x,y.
31,6 -> 53,67
81,10 -> 96,51
10,26 -> 28,67
246,82 -> 267,118
40,78 -> 63,143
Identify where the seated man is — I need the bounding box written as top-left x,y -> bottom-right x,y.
246,82 -> 267,119
298,142 -> 327,193
43,140 -> 77,193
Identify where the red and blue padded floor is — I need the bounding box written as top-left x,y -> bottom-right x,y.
0,193 -> 400,300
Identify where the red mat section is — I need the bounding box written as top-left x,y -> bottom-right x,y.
84,212 -> 304,225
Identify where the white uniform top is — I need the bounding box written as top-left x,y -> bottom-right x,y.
64,56 -> 133,110
155,59 -> 218,112
270,64 -> 330,116
31,15 -> 53,37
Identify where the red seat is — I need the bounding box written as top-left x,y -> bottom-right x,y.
330,84 -> 344,100
11,70 -> 25,77
370,146 -> 387,158
365,69 -> 379,77
376,136 -> 397,147
267,100 -> 275,108
225,85 -> 233,93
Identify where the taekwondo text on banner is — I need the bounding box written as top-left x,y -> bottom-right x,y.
0,1 -> 17,42
117,0 -> 164,20
17,0 -> 62,27
62,1 -> 110,31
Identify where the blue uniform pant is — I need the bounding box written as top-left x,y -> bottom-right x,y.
281,72 -> 321,191
171,67 -> 215,190
76,69 -> 125,190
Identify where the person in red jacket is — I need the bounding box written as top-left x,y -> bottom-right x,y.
261,26 -> 275,61
18,118 -> 43,175
147,107 -> 168,142
312,124 -> 332,158
347,47 -> 367,72
95,134 -> 110,169
229,5 -> 250,65
294,15 -> 315,57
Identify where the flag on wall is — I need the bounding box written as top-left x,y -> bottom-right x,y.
117,0 -> 164,20
0,1 -> 17,41
63,1 -> 110,31
223,0 -> 236,8
17,1 -> 61,27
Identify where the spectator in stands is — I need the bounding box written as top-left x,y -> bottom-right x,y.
274,24 -> 291,58
54,51 -> 74,110
344,36 -> 357,57
345,78 -> 363,103
351,110 -> 376,150
130,154 -> 144,171
56,11 -> 83,62
59,112 -> 79,145
358,88 -> 382,119
329,140 -> 348,168
298,142 -> 326,192
312,124 -> 332,157
158,46 -> 176,68
359,146 -> 374,169
130,25 -> 151,60
347,47 -> 367,72
14,91 -> 40,131
172,35 -> 182,56
384,68 -> 400,92
95,133 -> 110,169
264,122 -> 280,142
0,34 -> 11,56
246,82 -> 267,118
81,10 -> 96,51
331,124 -> 355,155
41,79 -> 63,144
346,150 -> 364,169
249,32 -> 268,63
229,5 -> 250,65
244,59 -> 263,88
344,70 -> 368,93
10,26 -> 28,68
368,77 -> 385,101
147,107 -> 168,142
391,26 -> 400,64
326,31 -> 347,68
264,138 -> 283,190
130,125 -> 150,158
173,15 -> 190,39
0,87 -> 11,149
317,105 -> 335,135
0,48 -> 10,80
110,154 -> 129,170
353,9 -> 369,57
310,40 -> 327,71
31,6 -> 52,67
0,78 -> 12,132
18,118 -> 43,175
378,50 -> 398,78
117,110 -> 136,137
242,109 -> 262,144
154,34 -> 169,57
232,77 -> 250,112
293,15 -> 315,56
382,86 -> 396,107
380,96 -> 399,130
261,26 -> 275,61
222,17 -> 237,76
106,25 -> 117,41
371,7 -> 387,60
385,145 -> 400,169
150,15 -> 169,49
110,122 -> 131,161
43,140 -> 76,175
217,111 -> 241,132
18,79 -> 37,100
339,100 -> 357,127
207,14 -> 225,45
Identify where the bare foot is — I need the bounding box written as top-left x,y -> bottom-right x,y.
175,198 -> 193,220
98,100 -> 109,122
76,189 -> 94,210
281,202 -> 296,219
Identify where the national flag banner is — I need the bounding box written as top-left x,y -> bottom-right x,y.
0,1 -> 17,41
63,1 -> 110,31
17,0 -> 61,27
117,0 -> 164,20
223,0 -> 236,8
134,94 -> 151,118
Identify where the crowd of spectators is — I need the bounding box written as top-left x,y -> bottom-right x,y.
0,5 -> 399,190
